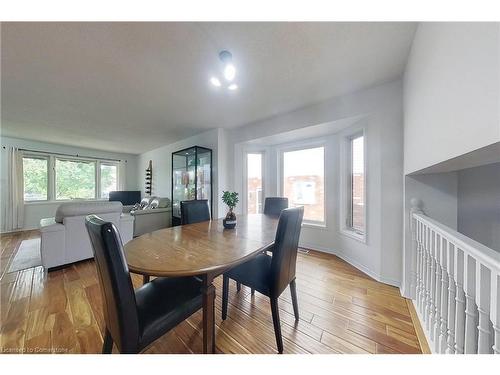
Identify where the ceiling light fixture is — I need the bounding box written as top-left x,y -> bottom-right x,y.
210,77 -> 221,87
224,64 -> 236,81
208,50 -> 240,92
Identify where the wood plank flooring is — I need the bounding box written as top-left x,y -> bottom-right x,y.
0,230 -> 424,354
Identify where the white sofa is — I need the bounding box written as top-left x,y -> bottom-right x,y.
39,201 -> 134,270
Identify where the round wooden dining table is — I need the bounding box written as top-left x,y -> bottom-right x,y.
123,214 -> 279,354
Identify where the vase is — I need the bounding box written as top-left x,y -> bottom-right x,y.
223,209 -> 237,229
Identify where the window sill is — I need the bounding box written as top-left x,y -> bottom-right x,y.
302,222 -> 328,230
24,199 -> 109,206
340,228 -> 366,243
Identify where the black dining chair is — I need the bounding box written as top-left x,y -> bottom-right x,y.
263,197 -> 289,216
85,215 -> 203,354
221,206 -> 304,353
180,199 -> 210,225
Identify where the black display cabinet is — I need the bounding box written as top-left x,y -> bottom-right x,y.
171,146 -> 213,226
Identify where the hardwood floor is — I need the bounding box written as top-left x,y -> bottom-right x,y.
0,230 -> 424,354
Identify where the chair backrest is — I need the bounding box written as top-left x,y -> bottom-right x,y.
180,200 -> 210,225
85,215 -> 140,353
270,206 -> 304,296
263,197 -> 289,216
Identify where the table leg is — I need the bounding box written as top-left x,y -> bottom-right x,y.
202,274 -> 216,354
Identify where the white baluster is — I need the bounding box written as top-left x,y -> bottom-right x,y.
464,254 -> 478,354
433,232 -> 442,350
476,262 -> 492,353
428,230 -> 437,337
454,249 -> 466,354
419,221 -> 427,315
421,225 -> 429,317
491,272 -> 500,354
410,215 -> 417,300
446,241 -> 456,354
415,220 -> 422,310
410,200 -> 423,302
438,236 -> 449,353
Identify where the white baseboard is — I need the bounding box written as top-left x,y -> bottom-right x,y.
300,241 -> 401,288
1,226 -> 39,235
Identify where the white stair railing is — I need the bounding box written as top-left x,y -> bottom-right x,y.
410,199 -> 500,354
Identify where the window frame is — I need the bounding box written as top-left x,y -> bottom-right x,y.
278,140 -> 327,227
99,161 -> 119,199
22,154 -> 50,202
54,156 -> 97,201
22,151 -> 121,204
340,129 -> 367,243
243,151 -> 265,214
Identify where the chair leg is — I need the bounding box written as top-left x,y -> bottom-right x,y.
290,279 -> 299,321
222,275 -> 229,320
236,282 -> 241,292
251,288 -> 255,295
143,275 -> 150,284
270,297 -> 283,354
102,328 -> 113,354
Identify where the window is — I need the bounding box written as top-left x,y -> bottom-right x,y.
23,156 -> 48,201
100,163 -> 118,199
55,158 -> 96,200
344,134 -> 365,236
246,153 -> 263,214
282,146 -> 325,224
22,152 -> 123,202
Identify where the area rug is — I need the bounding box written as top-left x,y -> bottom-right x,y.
8,238 -> 42,273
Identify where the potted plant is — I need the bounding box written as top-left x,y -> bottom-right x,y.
222,191 -> 239,229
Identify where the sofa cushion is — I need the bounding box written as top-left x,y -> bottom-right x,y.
140,197 -> 154,209
149,197 -> 170,209
55,201 -> 123,223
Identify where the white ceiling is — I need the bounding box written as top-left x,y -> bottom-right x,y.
1,22 -> 417,154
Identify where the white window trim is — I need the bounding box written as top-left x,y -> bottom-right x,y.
22,153 -> 50,203
339,128 -> 367,243
242,150 -> 266,214
22,151 -> 121,204
99,161 -> 120,199
277,139 -> 327,227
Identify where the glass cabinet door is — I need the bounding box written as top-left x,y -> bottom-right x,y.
172,147 -> 196,218
172,146 -> 212,224
196,149 -> 211,201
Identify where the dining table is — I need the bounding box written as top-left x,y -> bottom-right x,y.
123,213 -> 279,354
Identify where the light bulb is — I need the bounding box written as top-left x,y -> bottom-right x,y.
224,64 -> 236,81
228,83 -> 238,91
210,77 -> 221,87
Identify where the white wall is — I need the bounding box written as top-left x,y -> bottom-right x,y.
136,128 -> 227,219
0,136 -> 139,232
404,23 -> 500,175
226,80 -> 405,286
457,162 -> 500,252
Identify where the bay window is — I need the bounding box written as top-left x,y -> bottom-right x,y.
281,146 -> 325,224
341,131 -> 366,240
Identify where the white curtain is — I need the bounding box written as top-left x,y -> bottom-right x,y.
118,160 -> 127,190
3,147 -> 24,232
